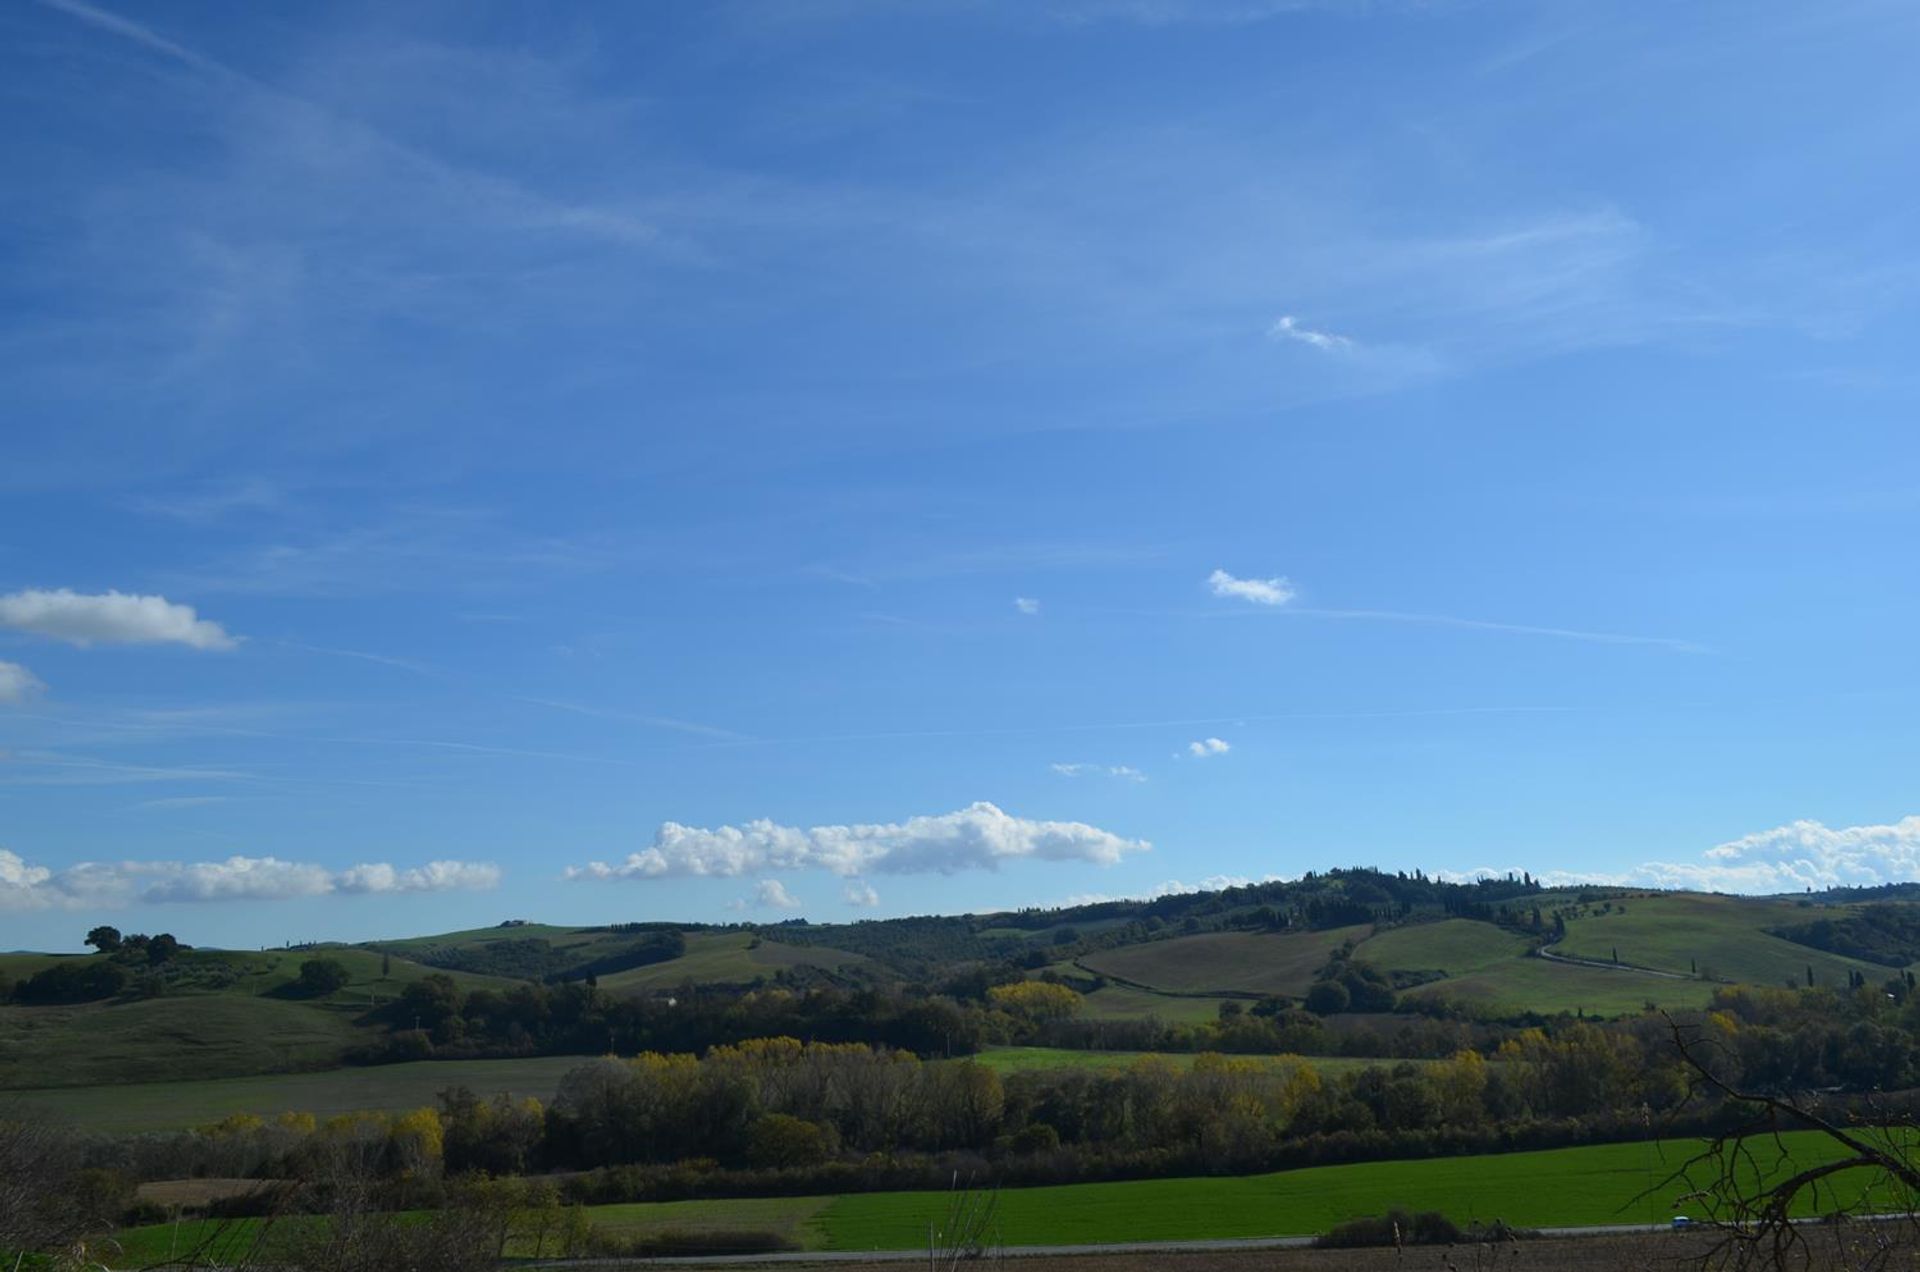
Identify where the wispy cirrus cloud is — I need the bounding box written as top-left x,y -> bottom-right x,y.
0,662 -> 47,705
1268,314 -> 1354,352
0,848 -> 500,911
1051,762 -> 1147,782
37,0 -> 663,253
1207,569 -> 1295,606
129,795 -> 237,812
1278,606 -> 1709,654
0,589 -> 238,650
0,751 -> 256,788
565,801 -> 1148,883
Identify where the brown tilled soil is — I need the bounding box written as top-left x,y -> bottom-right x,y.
134,1177 -> 279,1207
656,1230 -> 1920,1271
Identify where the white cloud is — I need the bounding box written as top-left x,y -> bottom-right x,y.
566,801 -> 1149,883
1638,817 -> 1920,893
0,662 -> 46,705
0,589 -> 238,650
1268,314 -> 1354,353
1207,569 -> 1295,606
731,879 -> 801,911
335,860 -> 504,894
0,850 -> 500,911
1187,737 -> 1231,758
1014,597 -> 1041,616
1444,816 -> 1920,896
1051,762 -> 1148,782
843,880 -> 880,907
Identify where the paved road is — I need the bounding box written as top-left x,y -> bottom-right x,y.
1535,943 -> 1693,980
523,1222 -> 1689,1267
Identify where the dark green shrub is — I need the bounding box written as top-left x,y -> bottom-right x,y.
1315,1208 -> 1463,1248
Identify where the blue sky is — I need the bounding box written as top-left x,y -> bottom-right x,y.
5,0 -> 1920,951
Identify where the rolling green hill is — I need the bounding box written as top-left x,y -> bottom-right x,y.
1549,892 -> 1899,987
0,994 -> 371,1089
1357,918 -> 1532,979
1078,925 -> 1369,998
12,876 -> 1920,1102
597,930 -> 866,991
6,1055 -> 589,1130
0,945 -> 513,1088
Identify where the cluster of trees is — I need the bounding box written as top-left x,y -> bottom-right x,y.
7,959 -> 137,1005
0,928 -> 190,1005
83,926 -> 183,962
365,977 -> 990,1062
1303,948 -> 1397,1014
364,965 -> 1461,1070
1774,904 -> 1920,968
69,1027 -> 1738,1203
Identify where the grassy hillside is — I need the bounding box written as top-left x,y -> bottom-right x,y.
1401,955 -> 1717,1017
1357,919 -> 1532,978
598,931 -> 865,992
0,995 -> 370,1089
0,946 -> 511,1089
1079,925 -> 1369,997
7,1055 -> 589,1131
1551,893 -> 1896,987
1075,983 -> 1232,1023
0,952 -> 80,979
367,923 -> 864,991
14,884 -> 1920,1100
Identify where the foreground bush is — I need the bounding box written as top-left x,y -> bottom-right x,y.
1315,1208 -> 1462,1248
1315,1209 -> 1534,1249
585,1227 -> 797,1258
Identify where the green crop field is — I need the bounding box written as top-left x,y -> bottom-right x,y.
1357,919 -> 1532,977
5,1055 -> 593,1131
816,1131 -> 1909,1249
1079,925 -> 1369,997
0,994 -> 374,1089
1404,953 -> 1718,1018
109,1130 -> 1897,1264
1075,982 -> 1231,1023
1551,893 -> 1896,988
0,946 -> 517,1089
